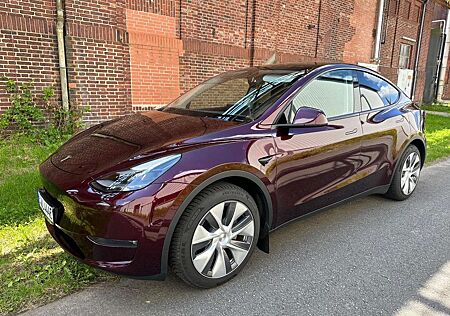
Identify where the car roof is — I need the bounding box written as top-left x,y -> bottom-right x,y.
253,62 -> 373,72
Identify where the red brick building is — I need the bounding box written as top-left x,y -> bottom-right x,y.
0,0 -> 448,124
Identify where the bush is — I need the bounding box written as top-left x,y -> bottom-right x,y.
0,78 -> 84,144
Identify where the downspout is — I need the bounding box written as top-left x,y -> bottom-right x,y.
437,11 -> 450,101
432,19 -> 447,100
390,0 -> 401,68
314,0 -> 322,59
373,0 -> 386,62
411,0 -> 429,101
244,0 -> 249,48
56,0 -> 69,111
249,0 -> 256,67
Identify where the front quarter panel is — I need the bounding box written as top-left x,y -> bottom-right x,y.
154,132 -> 278,223
149,133 -> 278,277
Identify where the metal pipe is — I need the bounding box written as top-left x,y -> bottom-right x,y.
374,0 -> 386,62
390,0 -> 401,68
56,0 -> 69,110
315,0 -> 322,59
432,19 -> 447,101
244,0 -> 249,48
437,11 -> 450,101
411,0 -> 429,101
249,0 -> 256,67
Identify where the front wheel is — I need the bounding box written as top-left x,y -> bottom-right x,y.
385,145 -> 422,201
169,182 -> 260,288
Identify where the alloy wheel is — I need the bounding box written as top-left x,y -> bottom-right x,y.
400,151 -> 421,196
190,201 -> 255,279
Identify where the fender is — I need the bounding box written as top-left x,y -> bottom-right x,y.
388,135 -> 426,187
159,170 -> 274,277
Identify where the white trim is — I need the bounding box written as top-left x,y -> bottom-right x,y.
374,0 -> 386,62
438,11 -> 450,101
401,36 -> 417,43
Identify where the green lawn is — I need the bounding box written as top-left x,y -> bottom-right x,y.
425,114 -> 450,163
421,103 -> 450,114
0,137 -> 112,315
0,113 -> 449,314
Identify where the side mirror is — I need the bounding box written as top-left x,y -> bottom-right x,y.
293,107 -> 328,126
278,106 -> 329,129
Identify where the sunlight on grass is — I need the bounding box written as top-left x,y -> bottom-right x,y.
425,115 -> 450,164
0,217 -> 47,256
0,232 -> 111,314
0,113 -> 448,314
421,103 -> 450,114
0,137 -> 113,315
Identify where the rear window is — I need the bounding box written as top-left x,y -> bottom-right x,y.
357,71 -> 400,110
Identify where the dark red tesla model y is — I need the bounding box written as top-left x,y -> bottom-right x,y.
38,63 -> 426,288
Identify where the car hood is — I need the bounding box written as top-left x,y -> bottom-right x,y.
50,111 -> 237,176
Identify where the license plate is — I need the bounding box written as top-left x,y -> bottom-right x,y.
38,190 -> 54,224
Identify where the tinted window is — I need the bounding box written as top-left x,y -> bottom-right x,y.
163,70 -> 306,122
357,71 -> 400,109
291,69 -> 355,119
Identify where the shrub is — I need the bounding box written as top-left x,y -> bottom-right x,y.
0,78 -> 84,144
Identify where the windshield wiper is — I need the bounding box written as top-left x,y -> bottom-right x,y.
194,110 -> 250,122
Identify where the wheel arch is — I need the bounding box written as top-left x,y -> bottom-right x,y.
389,135 -> 426,188
410,138 -> 426,168
159,170 -> 274,277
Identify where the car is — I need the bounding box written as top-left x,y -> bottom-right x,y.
38,63 -> 426,288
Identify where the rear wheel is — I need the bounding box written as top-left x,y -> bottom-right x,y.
385,145 -> 422,201
169,182 -> 260,288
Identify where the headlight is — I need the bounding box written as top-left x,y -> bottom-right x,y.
91,154 -> 181,192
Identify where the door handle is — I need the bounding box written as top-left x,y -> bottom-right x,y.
396,117 -> 405,123
345,128 -> 358,135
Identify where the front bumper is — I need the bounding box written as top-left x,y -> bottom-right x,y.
44,218 -> 164,279
38,173 -> 190,279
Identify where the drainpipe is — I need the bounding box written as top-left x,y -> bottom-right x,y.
373,0 -> 386,63
437,11 -> 450,101
56,0 -> 70,110
411,0 -> 429,101
432,19 -> 447,101
249,0 -> 256,67
314,0 -> 322,59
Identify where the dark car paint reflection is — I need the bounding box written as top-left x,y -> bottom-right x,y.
38,63 -> 426,279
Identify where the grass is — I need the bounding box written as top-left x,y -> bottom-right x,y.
425,114 -> 450,163
0,112 -> 449,314
0,137 -> 112,315
421,103 -> 450,114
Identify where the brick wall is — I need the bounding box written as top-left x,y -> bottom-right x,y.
444,51 -> 450,100
0,0 -> 445,124
126,8 -> 182,111
344,0 -> 378,64
378,0 -> 448,102
178,0 -> 375,95
0,0 -> 60,115
64,0 -> 131,124
189,78 -> 249,109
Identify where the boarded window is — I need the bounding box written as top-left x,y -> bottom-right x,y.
399,44 -> 412,69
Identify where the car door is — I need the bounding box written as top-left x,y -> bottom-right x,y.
355,70 -> 411,193
273,69 -> 363,226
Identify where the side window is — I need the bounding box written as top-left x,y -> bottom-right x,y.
357,71 -> 400,110
291,69 -> 355,119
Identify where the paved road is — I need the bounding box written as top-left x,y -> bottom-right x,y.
24,160 -> 450,316
426,110 -> 450,118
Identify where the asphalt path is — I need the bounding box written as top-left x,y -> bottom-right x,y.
23,159 -> 450,316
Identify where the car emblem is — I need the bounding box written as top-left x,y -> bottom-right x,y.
60,155 -> 72,163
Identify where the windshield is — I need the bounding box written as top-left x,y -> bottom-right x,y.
161,69 -> 307,122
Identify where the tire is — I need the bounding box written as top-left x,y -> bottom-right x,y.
385,145 -> 422,201
169,182 -> 260,288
